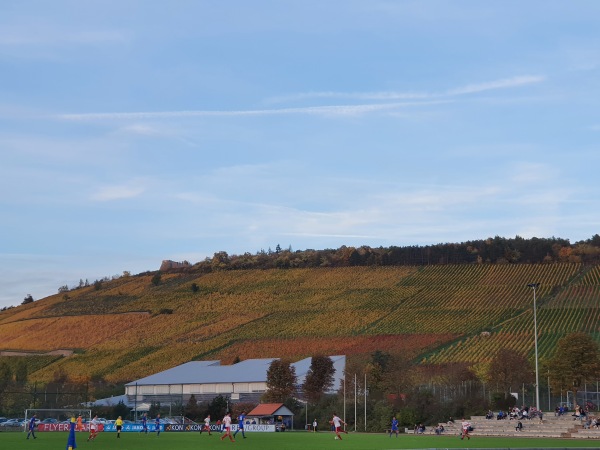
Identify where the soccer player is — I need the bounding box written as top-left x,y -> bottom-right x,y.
200,414 -> 212,435
220,412 -> 235,442
312,418 -> 318,432
233,411 -> 246,439
76,414 -> 83,432
390,416 -> 399,437
26,414 -> 37,439
461,418 -> 471,440
141,413 -> 148,434
331,412 -> 347,440
87,415 -> 99,441
115,416 -> 123,438
155,414 -> 161,436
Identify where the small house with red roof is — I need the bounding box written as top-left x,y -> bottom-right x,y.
247,403 -> 294,430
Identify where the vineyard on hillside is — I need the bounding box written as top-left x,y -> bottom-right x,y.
0,263 -> 599,384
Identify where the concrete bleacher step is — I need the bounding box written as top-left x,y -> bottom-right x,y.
461,414 -> 597,439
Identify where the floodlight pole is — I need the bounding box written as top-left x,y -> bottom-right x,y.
527,283 -> 540,411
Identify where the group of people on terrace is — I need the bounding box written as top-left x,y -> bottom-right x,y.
486,405 -> 542,421
567,403 -> 600,430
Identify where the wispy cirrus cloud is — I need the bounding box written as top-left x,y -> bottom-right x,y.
266,90 -> 430,104
90,183 -> 146,201
54,100 -> 450,122
0,27 -> 129,46
446,75 -> 545,95
51,75 -> 543,123
268,75 -> 546,103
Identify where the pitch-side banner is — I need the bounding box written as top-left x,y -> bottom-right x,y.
38,423 -> 105,432
103,424 -> 163,432
165,424 -> 275,432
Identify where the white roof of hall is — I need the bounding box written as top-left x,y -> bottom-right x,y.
125,356 -> 345,387
125,358 -> 276,386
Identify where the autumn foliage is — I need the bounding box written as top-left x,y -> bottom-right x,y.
0,263 -> 599,384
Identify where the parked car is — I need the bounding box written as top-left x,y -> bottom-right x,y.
159,417 -> 177,424
1,419 -> 24,428
41,418 -> 58,424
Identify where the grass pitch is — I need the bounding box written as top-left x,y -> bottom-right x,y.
2,430 -> 600,450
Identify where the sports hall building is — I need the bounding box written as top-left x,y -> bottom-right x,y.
122,355 -> 345,407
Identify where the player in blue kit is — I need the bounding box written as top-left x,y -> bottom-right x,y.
233,411 -> 246,439
155,414 -> 161,436
141,413 -> 148,434
26,414 -> 37,439
390,416 -> 399,437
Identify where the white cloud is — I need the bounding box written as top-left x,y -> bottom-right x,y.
90,183 -> 146,201
266,75 -> 546,104
54,100 -> 450,122
446,75 -> 545,95
0,27 -> 129,47
266,90 -> 430,104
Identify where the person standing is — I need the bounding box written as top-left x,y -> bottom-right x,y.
233,411 -> 246,439
200,414 -> 212,435
331,412 -> 347,440
220,412 -> 235,442
390,416 -> 399,437
87,415 -> 99,441
141,413 -> 148,434
155,414 -> 161,436
26,414 -> 37,440
312,418 -> 318,432
76,414 -> 83,432
66,417 -> 77,450
461,418 -> 471,440
115,416 -> 123,438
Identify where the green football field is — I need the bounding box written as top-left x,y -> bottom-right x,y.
2,431 -> 600,450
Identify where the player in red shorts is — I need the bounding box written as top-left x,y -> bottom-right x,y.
200,414 -> 212,435
331,412 -> 347,440
220,413 -> 234,442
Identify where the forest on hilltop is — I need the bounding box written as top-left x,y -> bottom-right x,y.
173,234 -> 600,273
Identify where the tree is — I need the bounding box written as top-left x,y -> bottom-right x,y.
487,348 -> 534,397
0,362 -> 12,392
547,333 -> 600,399
112,400 -> 130,420
184,394 -> 201,420
22,294 -> 34,305
302,355 -> 335,403
15,360 -> 27,384
264,359 -> 297,402
207,395 -> 228,418
151,273 -> 161,286
149,401 -> 161,417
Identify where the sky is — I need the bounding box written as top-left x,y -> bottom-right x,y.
2,0 -> 600,309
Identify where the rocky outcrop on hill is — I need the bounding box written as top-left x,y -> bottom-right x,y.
160,259 -> 191,271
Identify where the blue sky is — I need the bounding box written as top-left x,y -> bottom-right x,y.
2,1 -> 600,308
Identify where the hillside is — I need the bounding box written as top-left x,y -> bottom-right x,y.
1,263 -> 599,384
